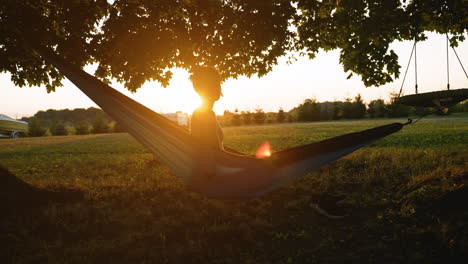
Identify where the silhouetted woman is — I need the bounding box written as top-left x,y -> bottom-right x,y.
189,66 -> 224,179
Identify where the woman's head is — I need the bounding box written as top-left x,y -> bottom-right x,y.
190,66 -> 222,103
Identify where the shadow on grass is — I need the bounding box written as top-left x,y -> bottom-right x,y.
1,163 -> 467,263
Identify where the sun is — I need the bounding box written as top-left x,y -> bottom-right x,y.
177,92 -> 202,114
154,68 -> 202,114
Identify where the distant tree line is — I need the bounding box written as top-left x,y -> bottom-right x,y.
21,95 -> 468,136
218,93 -> 468,127
21,107 -> 125,137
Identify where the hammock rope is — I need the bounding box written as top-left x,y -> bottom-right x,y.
398,41 -> 416,98
450,36 -> 468,80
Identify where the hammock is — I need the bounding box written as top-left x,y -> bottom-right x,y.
396,36 -> 468,109
396,89 -> 468,108
34,46 -> 403,199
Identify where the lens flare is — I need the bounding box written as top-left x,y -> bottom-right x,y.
255,141 -> 272,158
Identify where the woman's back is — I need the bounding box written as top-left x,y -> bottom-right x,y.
190,108 -> 224,151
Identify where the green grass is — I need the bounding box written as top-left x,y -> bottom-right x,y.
1,116 -> 467,263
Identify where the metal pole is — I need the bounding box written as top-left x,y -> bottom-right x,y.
446,34 -> 450,90
414,40 -> 418,94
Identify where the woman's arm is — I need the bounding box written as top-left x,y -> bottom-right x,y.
215,118 -> 224,151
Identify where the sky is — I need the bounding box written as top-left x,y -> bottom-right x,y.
1,33 -> 467,119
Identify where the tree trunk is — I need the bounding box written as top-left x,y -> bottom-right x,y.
0,166 -> 82,211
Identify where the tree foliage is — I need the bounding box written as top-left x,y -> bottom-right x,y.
92,116 -> 109,134
22,107 -> 112,129
253,108 -> 266,125
75,121 -> 91,135
1,0 -> 294,92
0,0 -> 108,91
241,111 -> 252,125
50,121 -> 68,136
298,99 -> 321,122
1,0 -> 466,92
27,117 -> 47,137
231,108 -> 241,126
277,108 -> 286,123
294,0 -> 467,87
368,99 -> 388,118
387,92 -> 414,117
350,94 -> 366,119
21,107 -> 115,135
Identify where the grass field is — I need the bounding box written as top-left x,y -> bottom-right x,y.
1,115 -> 467,263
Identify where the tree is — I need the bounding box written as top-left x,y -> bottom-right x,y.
231,108 -> 242,126
340,98 -> 354,119
294,0 -> 467,87
368,99 -> 388,118
332,101 -> 342,120
319,102 -> 335,120
350,94 -> 367,119
92,117 -> 109,134
3,1 -> 465,92
298,99 -> 321,122
75,121 -> 90,135
218,110 -> 233,126
50,121 -> 68,136
277,108 -> 286,123
0,1 -> 109,92
387,92 -> 413,117
241,111 -> 252,125
253,108 -> 266,125
28,117 -> 47,137
21,107 -> 112,131
2,0 -> 295,92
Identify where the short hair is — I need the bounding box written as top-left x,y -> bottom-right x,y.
189,66 -> 222,98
